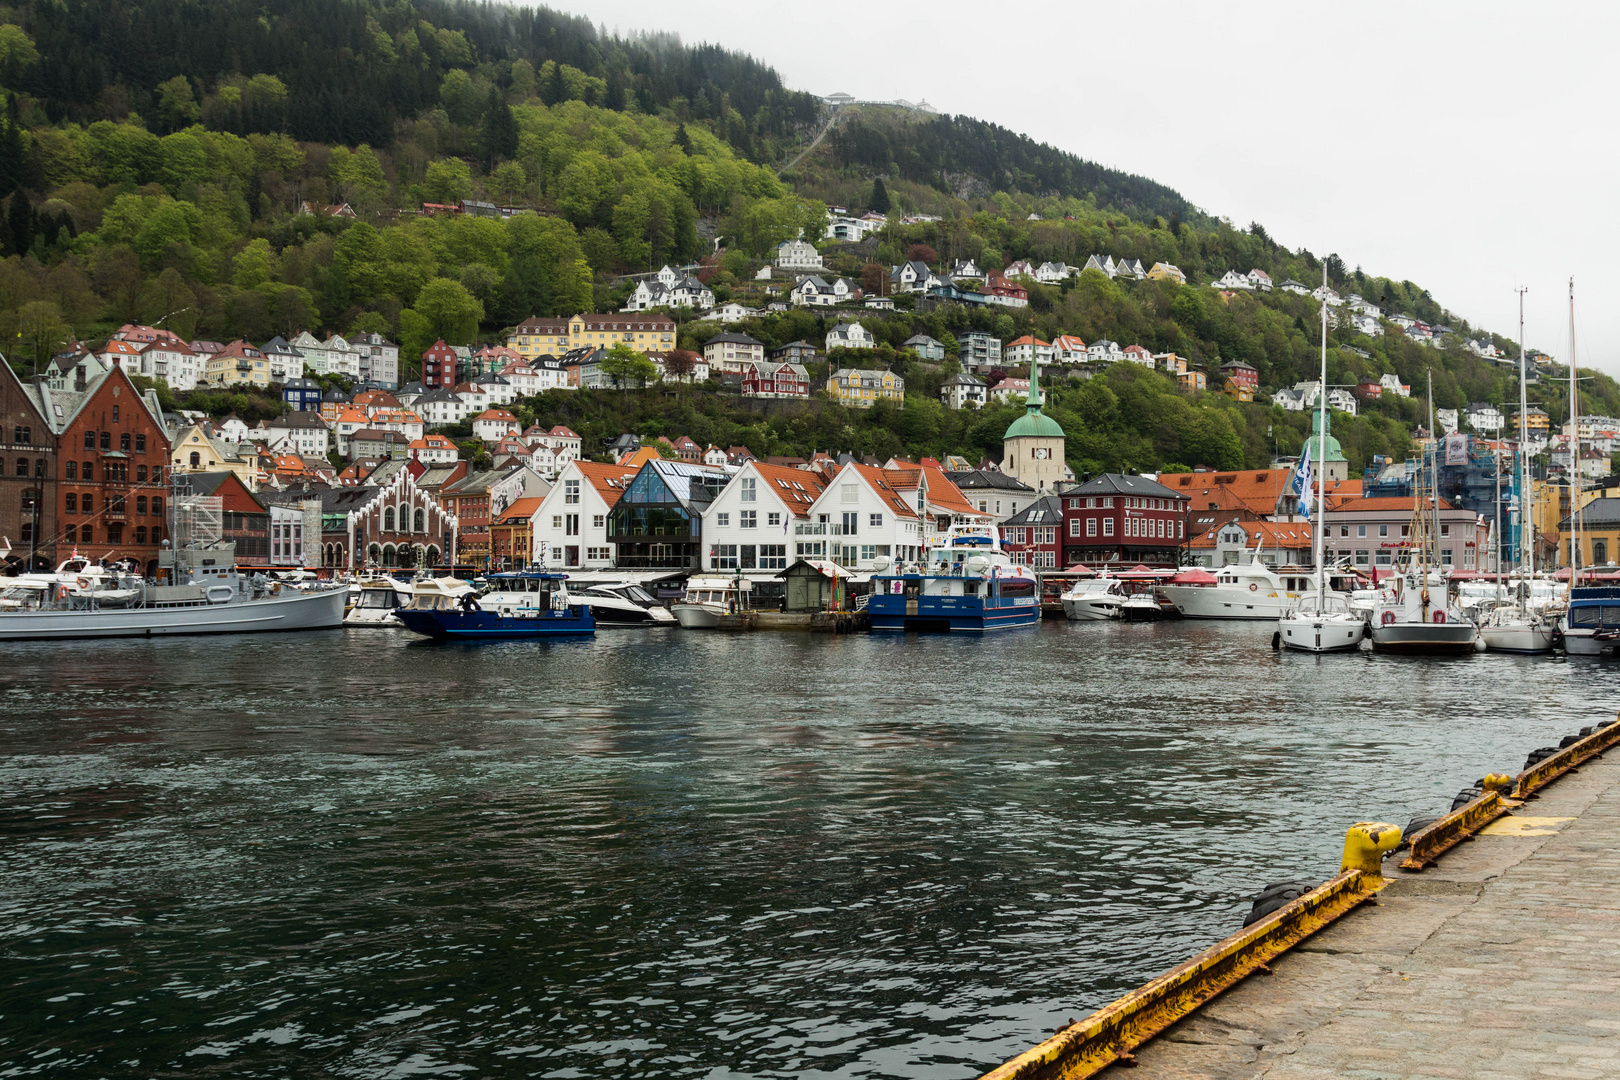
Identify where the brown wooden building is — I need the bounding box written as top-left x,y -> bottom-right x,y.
55,367 -> 172,573
1,362 -> 56,570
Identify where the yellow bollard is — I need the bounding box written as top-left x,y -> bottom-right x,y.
1340,822 -> 1402,875
1481,773 -> 1514,794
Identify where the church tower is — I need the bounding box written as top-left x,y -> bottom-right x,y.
1001,358 -> 1066,491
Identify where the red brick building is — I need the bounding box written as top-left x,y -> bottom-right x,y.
56,367 -> 172,573
2,362 -> 56,569
421,340 -> 458,389
1059,472 -> 1191,568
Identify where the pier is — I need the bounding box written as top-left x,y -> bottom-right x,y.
987,720 -> 1620,1080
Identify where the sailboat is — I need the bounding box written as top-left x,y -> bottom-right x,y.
1480,287 -> 1555,653
1556,279 -> 1616,655
1278,275 -> 1366,653
1368,373 -> 1479,653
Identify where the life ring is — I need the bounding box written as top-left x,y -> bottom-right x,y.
1433,610 -> 1446,624
76,576 -> 90,589
1381,610 -> 1396,625
1248,583 -> 1258,592
56,585 -> 69,601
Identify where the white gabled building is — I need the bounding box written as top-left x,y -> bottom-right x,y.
826,321 -> 875,350
1212,269 -> 1253,291
774,237 -> 824,270
793,462 -> 925,570
700,461 -> 829,574
530,460 -> 638,569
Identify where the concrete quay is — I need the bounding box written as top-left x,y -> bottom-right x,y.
1099,753 -> 1620,1080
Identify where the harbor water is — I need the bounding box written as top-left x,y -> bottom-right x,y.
3,621 -> 1616,1078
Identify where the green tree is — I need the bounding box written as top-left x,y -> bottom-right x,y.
422,158 -> 472,205
232,238 -> 276,288
411,277 -> 483,344
330,144 -> 389,209
869,178 -> 890,214
154,76 -> 200,132
598,342 -> 656,391
478,86 -> 519,169
15,300 -> 67,377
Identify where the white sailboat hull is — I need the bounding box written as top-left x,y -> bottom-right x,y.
1480,621 -> 1555,654
1279,614 -> 1367,653
0,586 -> 347,641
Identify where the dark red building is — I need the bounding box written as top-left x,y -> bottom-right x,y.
421,340 -> 458,389
2,362 -> 56,569
1058,473 -> 1191,568
56,367 -> 172,573
1000,495 -> 1064,569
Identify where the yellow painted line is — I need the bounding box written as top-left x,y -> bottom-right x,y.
1479,815 -> 1573,837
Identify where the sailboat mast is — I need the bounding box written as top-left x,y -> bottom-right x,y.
1517,287 -> 1533,597
1569,277 -> 1581,591
1430,371 -> 1441,574
1315,269 -> 1328,593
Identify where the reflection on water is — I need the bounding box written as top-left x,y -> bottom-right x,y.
1,622 -> 1613,1077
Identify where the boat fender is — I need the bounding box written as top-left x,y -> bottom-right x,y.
206,585 -> 235,604
1270,630 -> 1281,650
1381,610 -> 1396,625
1242,880 -> 1316,927
1399,815 -> 1441,851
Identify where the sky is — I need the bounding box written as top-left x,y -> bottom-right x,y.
552,2 -> 1619,373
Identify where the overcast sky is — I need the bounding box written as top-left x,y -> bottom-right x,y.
555,2 -> 1617,373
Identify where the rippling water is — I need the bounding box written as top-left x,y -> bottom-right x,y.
2,621 -> 1616,1078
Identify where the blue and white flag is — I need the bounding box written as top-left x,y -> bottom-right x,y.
1292,443 -> 1314,514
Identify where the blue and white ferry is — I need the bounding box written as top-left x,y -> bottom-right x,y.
394,571 -> 595,641
867,526 -> 1041,632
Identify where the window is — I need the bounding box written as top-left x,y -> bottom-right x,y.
565,480 -> 580,504
112,405 -> 118,421
552,515 -> 562,528
189,451 -> 201,467
1378,524 -> 1388,537
65,524 -> 76,542
80,525 -> 91,543
65,461 -> 76,480
767,512 -> 781,527
100,431 -> 110,450
842,483 -> 858,503
414,508 -> 425,532
136,464 -> 146,482
82,494 -> 93,513
712,544 -> 739,569
1375,550 -> 1392,566
587,546 -> 612,561
759,544 -> 787,570
1103,518 -> 1114,537
151,496 -> 161,516
592,514 -> 605,529
137,496 -> 147,514
1069,518 -> 1081,537
565,514 -> 579,536
1087,518 -> 1098,537
120,432 -> 131,451
1102,497 -> 1113,508
14,425 -> 28,443
741,510 -> 757,529
136,526 -> 147,544
860,544 -> 876,561
842,512 -> 858,535
65,492 -> 77,513
1357,524 -> 1367,537
716,512 -> 729,527
1340,525 -> 1349,537
384,507 -> 395,531
1400,524 -> 1410,537
1439,524 -> 1450,538
84,431 -> 94,449
740,544 -> 756,569
135,434 -> 146,453
740,477 -> 755,502
14,458 -> 24,477
869,513 -> 883,528
1086,497 -> 1096,508
1441,548 -> 1453,566
106,523 -> 123,543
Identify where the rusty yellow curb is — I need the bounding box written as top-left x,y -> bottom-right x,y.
1400,774 -> 1515,871
978,825 -> 1401,1080
1514,719 -> 1620,799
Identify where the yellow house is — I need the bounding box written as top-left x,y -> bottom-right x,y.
829,368 -> 904,408
1559,496 -> 1620,568
205,340 -> 272,389
171,422 -> 260,490
1148,262 -> 1187,285
505,313 -> 680,359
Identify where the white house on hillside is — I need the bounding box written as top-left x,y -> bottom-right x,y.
826,321 -> 875,350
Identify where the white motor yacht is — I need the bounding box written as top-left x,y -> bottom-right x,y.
344,575 -> 413,627
1060,578 -> 1125,621
1158,558 -> 1312,620
397,575 -> 477,614
575,582 -> 677,625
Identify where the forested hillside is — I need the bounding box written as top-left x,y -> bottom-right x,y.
0,0 -> 1612,477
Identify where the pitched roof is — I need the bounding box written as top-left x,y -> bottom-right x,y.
1334,496 -> 1455,513
749,462 -> 827,517
1003,494 -> 1066,527
497,496 -> 546,523
945,468 -> 1035,493
1063,472 -> 1189,501
844,463 -> 920,518
574,460 -> 639,508
1189,517 -> 1314,550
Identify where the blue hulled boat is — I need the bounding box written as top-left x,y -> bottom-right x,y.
867,526 -> 1041,632
394,572 -> 595,640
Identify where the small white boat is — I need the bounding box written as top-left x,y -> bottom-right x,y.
1478,607 -> 1556,654
344,575 -> 412,627
1279,592 -> 1367,653
398,575 -> 477,613
1061,577 -> 1125,621
671,576 -> 741,629
575,582 -> 677,625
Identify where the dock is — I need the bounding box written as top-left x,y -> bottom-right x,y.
985,723 -> 1620,1080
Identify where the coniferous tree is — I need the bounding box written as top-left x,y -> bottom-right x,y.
478,87 -> 519,168
869,178 -> 890,214
674,122 -> 693,154
6,193 -> 33,256
0,116 -> 22,199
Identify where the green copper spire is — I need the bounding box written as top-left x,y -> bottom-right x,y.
1026,353 -> 1043,410
1003,354 -> 1065,440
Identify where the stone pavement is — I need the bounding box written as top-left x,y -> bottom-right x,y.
1101,753 -> 1620,1080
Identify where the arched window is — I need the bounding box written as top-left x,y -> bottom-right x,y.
137,465 -> 147,482
20,522 -> 32,542
137,496 -> 147,514
100,431 -> 110,450
413,507 -> 424,533
120,432 -> 131,451
82,461 -> 93,480
368,543 -> 382,564
82,494 -> 93,513
18,426 -> 29,443
65,461 -> 76,480
382,544 -> 397,567
397,543 -> 414,567
150,526 -> 162,543
35,459 -> 45,477
65,524 -> 76,543
65,493 -> 76,513
135,526 -> 147,544
152,466 -> 162,484
151,496 -> 162,516
384,507 -> 396,532
83,431 -> 94,450
189,452 -> 200,467
135,434 -> 146,453
14,458 -> 26,477
81,525 -> 92,543
426,545 -> 441,567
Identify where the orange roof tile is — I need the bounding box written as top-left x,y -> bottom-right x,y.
575,461 -> 639,508
851,463 -> 919,518
496,496 -> 546,523
750,462 -> 827,517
